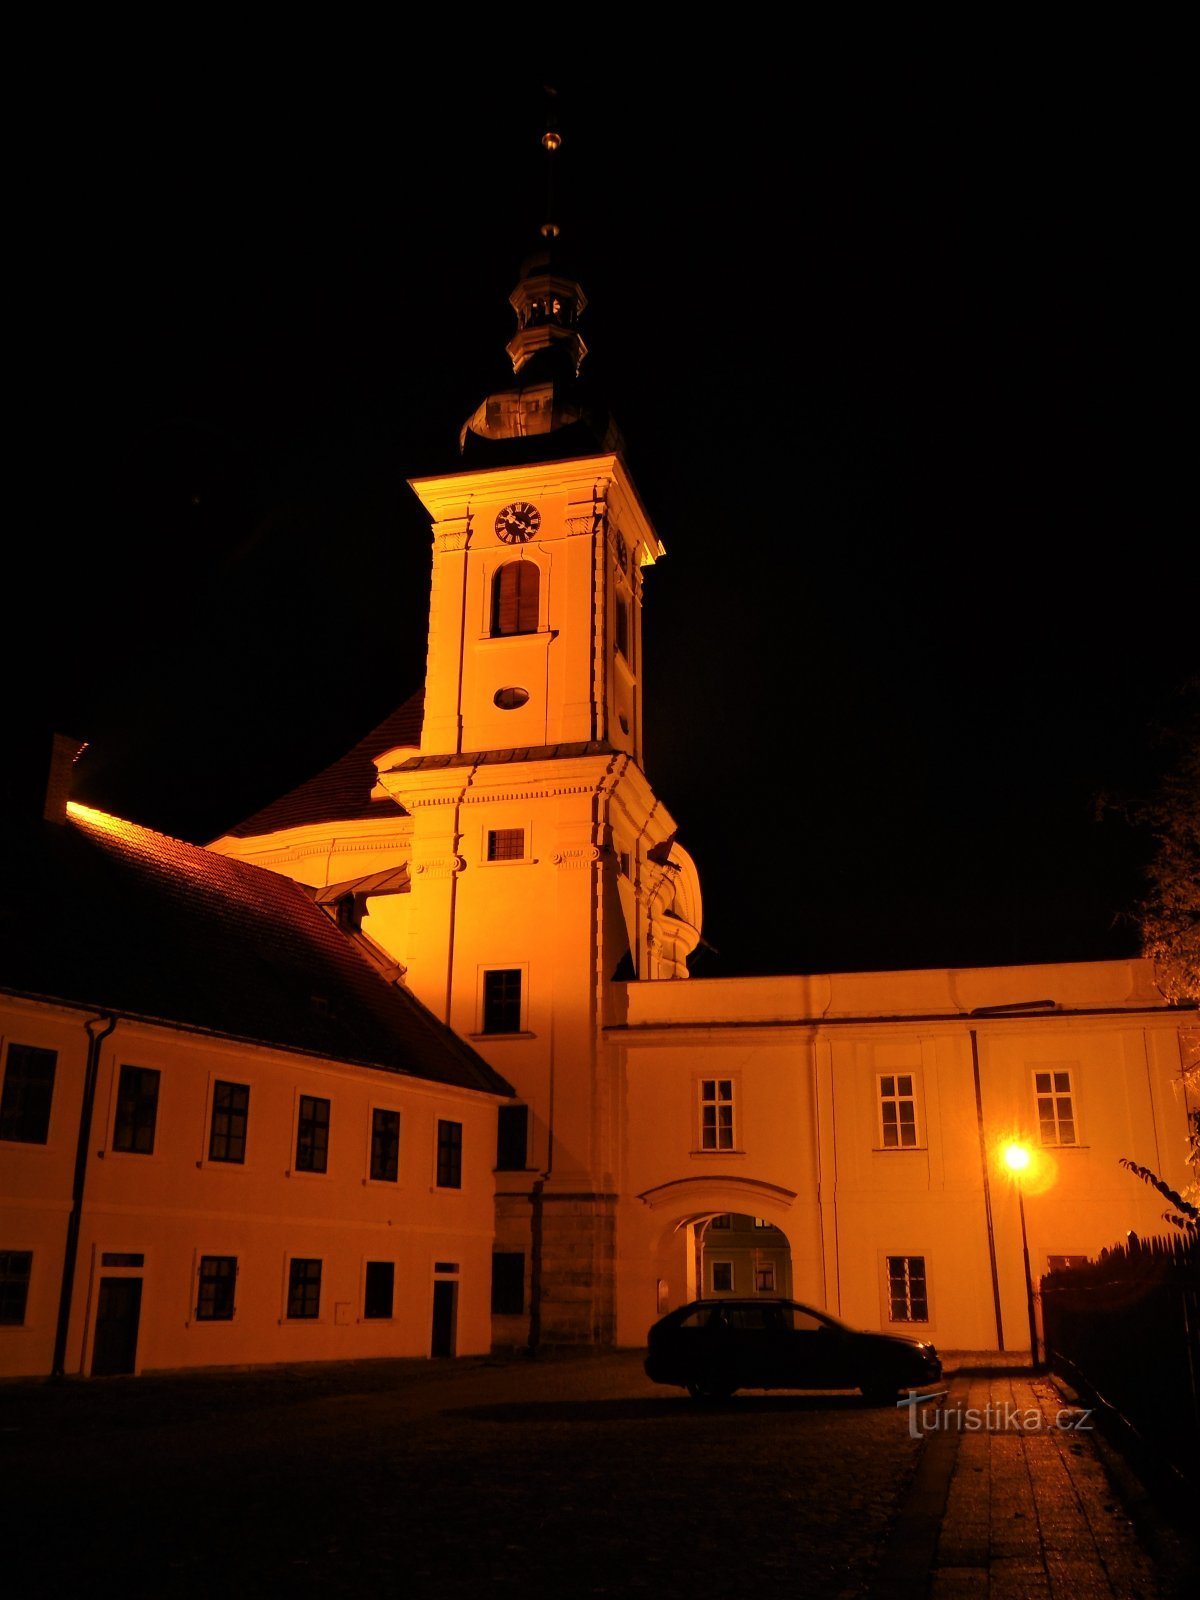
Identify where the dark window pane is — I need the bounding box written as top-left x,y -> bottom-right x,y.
112,1066 -> 160,1154
0,1251 -> 32,1325
371,1109 -> 400,1182
496,1105 -> 528,1171
487,828 -> 525,861
364,1261 -> 394,1319
287,1259 -> 321,1319
437,1120 -> 462,1189
0,1045 -> 58,1144
482,970 -> 522,1034
491,1252 -> 524,1315
209,1081 -> 249,1163
296,1096 -> 330,1173
196,1256 -> 236,1321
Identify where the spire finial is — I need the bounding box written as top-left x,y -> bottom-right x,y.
540,85 -> 561,241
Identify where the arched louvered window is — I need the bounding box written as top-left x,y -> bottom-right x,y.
492,562 -> 540,636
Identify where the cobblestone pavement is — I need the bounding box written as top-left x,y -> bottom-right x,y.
874,1356 -> 1198,1600
2,1351 -> 1194,1599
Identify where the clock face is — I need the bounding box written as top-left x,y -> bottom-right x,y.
495,501 -> 541,543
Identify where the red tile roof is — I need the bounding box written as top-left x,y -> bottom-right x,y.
2,804 -> 511,1097
225,692 -> 424,839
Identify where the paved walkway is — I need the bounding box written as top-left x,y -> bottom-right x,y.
875,1354 -> 1198,1599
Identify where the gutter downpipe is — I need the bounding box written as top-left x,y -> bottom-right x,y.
969,1026 -> 1006,1350
52,1012 -> 117,1378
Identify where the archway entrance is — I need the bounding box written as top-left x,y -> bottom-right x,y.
697,1213 -> 792,1300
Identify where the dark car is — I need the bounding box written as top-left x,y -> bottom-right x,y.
644,1297 -> 941,1403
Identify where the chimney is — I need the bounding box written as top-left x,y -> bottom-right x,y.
43,734 -> 88,824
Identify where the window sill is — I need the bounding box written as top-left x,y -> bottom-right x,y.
285,1167 -> 332,1179
478,858 -> 538,869
690,1149 -> 746,1158
469,1031 -> 536,1041
872,1145 -> 928,1154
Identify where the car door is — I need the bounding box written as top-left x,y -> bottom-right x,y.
777,1303 -> 855,1389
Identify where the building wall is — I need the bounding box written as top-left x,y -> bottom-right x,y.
613,961 -> 1196,1352
0,996 -> 499,1377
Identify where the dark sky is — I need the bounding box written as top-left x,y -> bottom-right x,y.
11,46 -> 1193,978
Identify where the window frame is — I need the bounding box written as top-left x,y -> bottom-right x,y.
0,1250 -> 33,1326
207,1080 -> 250,1165
490,558 -> 541,638
369,1106 -> 401,1184
710,1259 -> 735,1295
696,1076 -> 737,1153
1032,1066 -> 1079,1147
286,1257 -> 323,1321
363,1260 -> 395,1321
480,966 -> 526,1036
884,1253 -> 931,1325
111,1064 -> 161,1156
877,1071 -> 921,1150
294,1093 -> 331,1175
0,1043 -> 58,1145
485,827 -> 526,863
436,1119 -> 463,1190
195,1255 -> 237,1322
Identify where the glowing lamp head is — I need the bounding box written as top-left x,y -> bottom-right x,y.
1002,1142 -> 1032,1174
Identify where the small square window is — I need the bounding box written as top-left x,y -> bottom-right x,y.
437,1120 -> 463,1189
886,1255 -> 929,1323
364,1261 -> 394,1320
370,1109 -> 400,1182
196,1256 -> 236,1321
208,1081 -> 249,1164
296,1096 -> 330,1173
487,828 -> 525,862
482,969 -> 522,1035
287,1258 -> 322,1320
0,1251 -> 32,1325
0,1045 -> 58,1144
112,1066 -> 160,1154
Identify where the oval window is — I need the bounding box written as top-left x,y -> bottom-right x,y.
494,687 -> 530,710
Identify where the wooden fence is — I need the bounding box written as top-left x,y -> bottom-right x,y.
1041,1230 -> 1199,1494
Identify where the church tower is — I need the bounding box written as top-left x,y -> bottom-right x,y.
375,120 -> 701,1344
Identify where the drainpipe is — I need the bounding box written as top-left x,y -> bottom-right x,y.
969,1027 -> 1005,1350
52,1012 -> 117,1378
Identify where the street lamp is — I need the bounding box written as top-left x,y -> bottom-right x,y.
1002,1142 -> 1041,1369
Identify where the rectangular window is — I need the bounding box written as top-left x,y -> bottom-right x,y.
486,828 -> 525,862
370,1108 -> 400,1182
879,1074 -> 918,1148
295,1095 -> 330,1173
755,1262 -> 777,1293
754,1218 -> 775,1230
491,1252 -> 525,1315
0,1251 -> 32,1325
208,1081 -> 249,1164
496,1105 -> 528,1171
1034,1070 -> 1076,1145
436,1119 -> 463,1189
0,1044 -> 58,1144
886,1255 -> 929,1323
711,1260 -> 734,1294
112,1065 -> 160,1154
709,1214 -> 731,1229
699,1079 -> 734,1151
287,1258 -> 322,1320
364,1261 -> 394,1320
196,1255 -> 236,1321
482,969 -> 522,1035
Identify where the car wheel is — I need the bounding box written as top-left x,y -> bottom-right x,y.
860,1383 -> 900,1407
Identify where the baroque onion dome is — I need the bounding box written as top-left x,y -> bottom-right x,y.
458,110 -> 624,463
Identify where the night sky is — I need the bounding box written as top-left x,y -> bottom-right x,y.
12,48 -> 1193,979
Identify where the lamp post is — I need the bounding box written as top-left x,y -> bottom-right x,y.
1002,1142 -> 1040,1369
